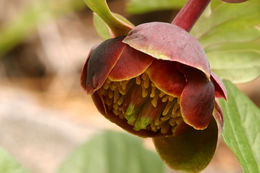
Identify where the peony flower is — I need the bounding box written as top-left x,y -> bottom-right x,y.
80,0 -> 236,171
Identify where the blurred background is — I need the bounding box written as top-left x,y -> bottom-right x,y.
0,0 -> 259,172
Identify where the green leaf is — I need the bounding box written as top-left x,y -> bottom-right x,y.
191,0 -> 260,83
58,130 -> 165,173
93,13 -> 134,40
83,0 -> 133,36
206,49 -> 260,83
220,80 -> 260,173
93,13 -> 111,40
126,0 -> 186,14
0,148 -> 30,173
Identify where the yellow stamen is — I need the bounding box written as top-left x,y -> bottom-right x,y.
106,98 -> 112,106
159,91 -> 165,98
176,117 -> 183,125
162,95 -> 168,102
141,73 -> 147,80
136,76 -> 141,85
162,101 -> 172,116
110,82 -> 117,91
160,124 -> 170,134
103,82 -> 110,90
113,90 -> 119,102
151,94 -> 158,107
142,86 -> 148,97
168,96 -> 174,102
150,87 -> 156,98
108,90 -> 113,99
118,96 -> 124,106
120,80 -> 128,90
143,79 -> 149,89
113,104 -> 118,110
171,102 -> 179,118
119,88 -> 126,95
160,116 -> 170,121
169,119 -> 176,127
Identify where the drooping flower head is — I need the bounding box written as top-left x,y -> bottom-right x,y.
80,0 -> 234,172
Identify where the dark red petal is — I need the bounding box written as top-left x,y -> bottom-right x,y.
123,22 -> 211,78
84,37 -> 126,94
109,45 -> 153,81
81,47 -> 95,92
211,72 -> 228,100
153,118 -> 218,172
147,60 -> 186,97
180,68 -> 215,130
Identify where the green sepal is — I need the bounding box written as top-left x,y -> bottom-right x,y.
84,0 -> 134,37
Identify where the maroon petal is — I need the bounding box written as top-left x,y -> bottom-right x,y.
83,37 -> 126,94
109,45 -> 153,81
180,68 -> 215,130
123,22 -> 211,78
147,60 -> 186,97
211,72 -> 228,100
81,47 -> 95,92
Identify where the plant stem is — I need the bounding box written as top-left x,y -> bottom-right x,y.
172,0 -> 210,32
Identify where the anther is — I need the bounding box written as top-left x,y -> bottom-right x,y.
113,90 -> 120,103
160,116 -> 170,121
171,102 -> 179,117
150,87 -> 156,98
168,96 -> 174,102
108,90 -> 113,99
160,124 -> 170,134
142,86 -> 148,97
151,94 -> 158,107
110,82 -> 117,91
143,79 -> 149,89
159,91 -> 165,98
162,101 -> 173,116
103,82 -> 110,90
141,73 -> 147,80
113,104 -> 119,110
136,76 -> 141,85
169,119 -> 176,127
162,95 -> 168,102
118,96 -> 124,105
119,88 -> 126,95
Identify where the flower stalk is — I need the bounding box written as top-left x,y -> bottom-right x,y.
172,0 -> 211,32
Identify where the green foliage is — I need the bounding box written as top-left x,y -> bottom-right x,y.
220,80 -> 260,173
0,148 -> 30,173
58,130 -> 165,173
192,0 -> 260,83
93,13 -> 111,40
83,0 -> 133,37
126,0 -> 186,14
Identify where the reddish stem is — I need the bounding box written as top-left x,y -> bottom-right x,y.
172,0 -> 211,32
